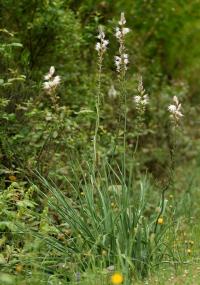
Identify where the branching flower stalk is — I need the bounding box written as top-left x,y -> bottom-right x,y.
134,76 -> 149,150
39,66 -> 61,167
155,96 -> 183,233
43,66 -> 61,113
129,76 -> 149,194
115,12 -> 130,179
93,27 -> 108,171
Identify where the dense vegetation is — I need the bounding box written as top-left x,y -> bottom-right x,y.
1,1 -> 200,284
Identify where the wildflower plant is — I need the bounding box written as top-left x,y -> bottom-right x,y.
134,76 -> 149,136
93,26 -> 109,170
114,12 -> 130,178
1,4 -> 196,284
43,66 -> 61,112
115,12 -> 130,75
43,66 -> 61,95
155,95 -> 184,234
168,95 -> 183,124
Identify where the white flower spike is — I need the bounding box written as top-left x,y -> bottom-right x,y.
114,13 -> 130,73
43,66 -> 61,94
134,76 -> 149,108
95,27 -> 109,54
168,96 -> 183,121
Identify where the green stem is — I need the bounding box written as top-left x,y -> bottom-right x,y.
93,56 -> 102,173
154,123 -> 177,234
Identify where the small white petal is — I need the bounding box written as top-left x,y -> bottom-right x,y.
119,12 -> 126,25
43,81 -> 51,90
134,96 -> 141,104
122,27 -> 130,35
124,58 -> 129,65
168,105 -> 177,113
115,28 -> 121,39
173,95 -> 179,105
176,111 -> 183,117
49,66 -> 55,76
52,75 -> 61,86
95,42 -> 101,51
97,30 -> 105,40
44,74 -> 51,80
141,99 -> 149,105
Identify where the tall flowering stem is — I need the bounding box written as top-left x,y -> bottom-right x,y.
155,96 -> 183,234
133,76 -> 149,154
115,12 -> 130,180
134,77 -> 149,132
93,27 -> 108,171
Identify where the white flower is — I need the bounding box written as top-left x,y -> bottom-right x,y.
102,39 -> 109,49
141,94 -> 149,105
168,96 -> 183,121
134,94 -> 149,106
108,85 -> 117,98
97,30 -> 105,39
168,105 -> 177,113
173,95 -> 179,106
43,81 -> 51,90
115,56 -> 121,72
115,12 -> 130,40
123,53 -> 129,65
115,27 -> 130,39
49,66 -> 55,76
122,27 -> 130,35
134,76 -> 149,108
95,42 -> 101,52
52,75 -> 61,87
115,27 -> 121,39
95,27 -> 109,53
119,12 -> 126,26
114,54 -> 129,72
43,67 -> 61,93
44,66 -> 55,80
134,95 -> 141,104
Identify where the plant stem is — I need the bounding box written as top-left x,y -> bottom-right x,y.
93,55 -> 103,173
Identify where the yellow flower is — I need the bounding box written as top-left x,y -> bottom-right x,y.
187,249 -> 192,255
111,272 -> 123,284
9,175 -> 17,182
16,264 -> 23,273
157,217 -> 164,225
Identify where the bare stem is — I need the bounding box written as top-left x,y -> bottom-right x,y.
93,54 -> 103,172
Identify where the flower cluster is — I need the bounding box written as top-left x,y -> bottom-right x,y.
134,76 -> 149,107
115,27 -> 130,39
115,12 -> 130,40
114,12 -> 130,73
157,217 -> 164,225
168,96 -> 183,121
43,66 -> 61,94
95,27 -> 109,55
115,54 -> 129,73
